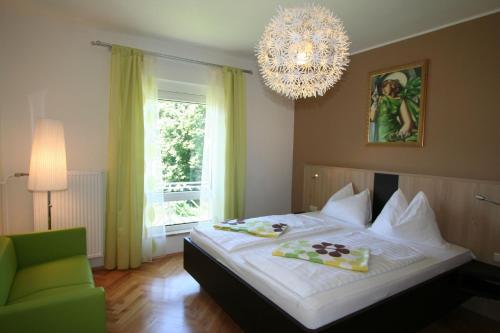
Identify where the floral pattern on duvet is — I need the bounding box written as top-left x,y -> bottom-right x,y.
272,240 -> 370,272
213,219 -> 288,238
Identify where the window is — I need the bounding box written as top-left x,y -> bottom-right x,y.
149,91 -> 209,232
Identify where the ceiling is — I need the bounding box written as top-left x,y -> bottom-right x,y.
22,0 -> 500,56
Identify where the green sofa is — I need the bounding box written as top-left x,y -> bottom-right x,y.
0,228 -> 106,333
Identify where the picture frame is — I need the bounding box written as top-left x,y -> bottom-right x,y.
367,60 -> 428,147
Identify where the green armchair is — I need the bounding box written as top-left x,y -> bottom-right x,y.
0,228 -> 106,333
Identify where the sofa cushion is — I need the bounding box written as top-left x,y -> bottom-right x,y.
0,237 -> 17,305
7,255 -> 94,303
9,228 -> 87,269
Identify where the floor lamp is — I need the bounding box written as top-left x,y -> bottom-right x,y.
28,119 -> 68,230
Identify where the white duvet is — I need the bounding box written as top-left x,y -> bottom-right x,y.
192,214 -> 342,252
243,230 -> 425,298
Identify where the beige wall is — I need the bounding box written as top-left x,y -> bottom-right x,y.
293,13 -> 500,211
0,2 -> 294,234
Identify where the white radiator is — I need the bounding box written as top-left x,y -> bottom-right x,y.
33,171 -> 106,258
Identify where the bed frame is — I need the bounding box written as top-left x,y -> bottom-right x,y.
183,166 -> 500,332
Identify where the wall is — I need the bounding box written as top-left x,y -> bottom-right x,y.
0,2 -> 294,235
293,13 -> 500,211
0,184 -> 3,235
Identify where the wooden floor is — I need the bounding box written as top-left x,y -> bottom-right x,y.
94,253 -> 500,333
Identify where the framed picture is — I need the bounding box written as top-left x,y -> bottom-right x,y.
367,60 -> 428,146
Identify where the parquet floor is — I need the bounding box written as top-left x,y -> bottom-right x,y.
93,253 -> 242,333
94,253 -> 500,333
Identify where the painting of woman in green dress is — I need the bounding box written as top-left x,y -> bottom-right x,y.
368,61 -> 427,146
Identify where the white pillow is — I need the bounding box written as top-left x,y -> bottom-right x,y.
322,189 -> 371,227
325,183 -> 354,203
370,189 -> 408,235
394,192 -> 447,247
370,190 -> 447,247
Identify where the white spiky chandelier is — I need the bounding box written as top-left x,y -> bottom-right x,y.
256,5 -> 350,100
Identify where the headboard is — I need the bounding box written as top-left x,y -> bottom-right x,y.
303,164 -> 500,266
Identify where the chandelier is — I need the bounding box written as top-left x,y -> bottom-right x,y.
256,5 -> 350,100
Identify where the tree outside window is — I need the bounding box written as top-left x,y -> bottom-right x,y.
156,99 -> 206,224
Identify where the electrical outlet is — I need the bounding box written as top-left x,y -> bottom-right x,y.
309,205 -> 318,212
494,252 -> 500,263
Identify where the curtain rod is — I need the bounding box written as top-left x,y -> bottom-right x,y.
90,40 -> 253,75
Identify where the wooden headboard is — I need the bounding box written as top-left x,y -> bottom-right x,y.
302,165 -> 500,266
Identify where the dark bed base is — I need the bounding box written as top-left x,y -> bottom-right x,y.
184,237 -> 471,333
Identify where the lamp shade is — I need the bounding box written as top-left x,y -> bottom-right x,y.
28,119 -> 68,191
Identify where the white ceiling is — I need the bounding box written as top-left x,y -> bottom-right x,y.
22,0 -> 500,56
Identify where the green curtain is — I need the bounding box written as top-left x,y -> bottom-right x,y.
223,67 -> 246,220
105,45 -> 145,270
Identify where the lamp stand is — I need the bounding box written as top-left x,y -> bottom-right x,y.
48,190 -> 52,230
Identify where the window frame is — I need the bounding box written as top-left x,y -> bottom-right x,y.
158,90 -> 206,105
156,88 -> 208,233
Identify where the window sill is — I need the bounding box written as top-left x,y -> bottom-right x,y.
164,219 -> 209,236
165,229 -> 192,237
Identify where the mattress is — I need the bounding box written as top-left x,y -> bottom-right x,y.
189,213 -> 473,330
192,212 -> 361,253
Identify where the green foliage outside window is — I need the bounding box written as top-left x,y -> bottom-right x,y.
158,100 -> 206,183
158,100 -> 206,219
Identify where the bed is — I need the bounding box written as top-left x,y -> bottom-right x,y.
184,166 -> 500,332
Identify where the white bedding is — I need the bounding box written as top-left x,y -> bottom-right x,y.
189,212 -> 473,329
192,213 -> 351,252
243,230 -> 424,298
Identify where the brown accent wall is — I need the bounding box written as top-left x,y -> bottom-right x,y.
292,13 -> 500,212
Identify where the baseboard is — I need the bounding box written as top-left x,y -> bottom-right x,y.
90,256 -> 104,268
